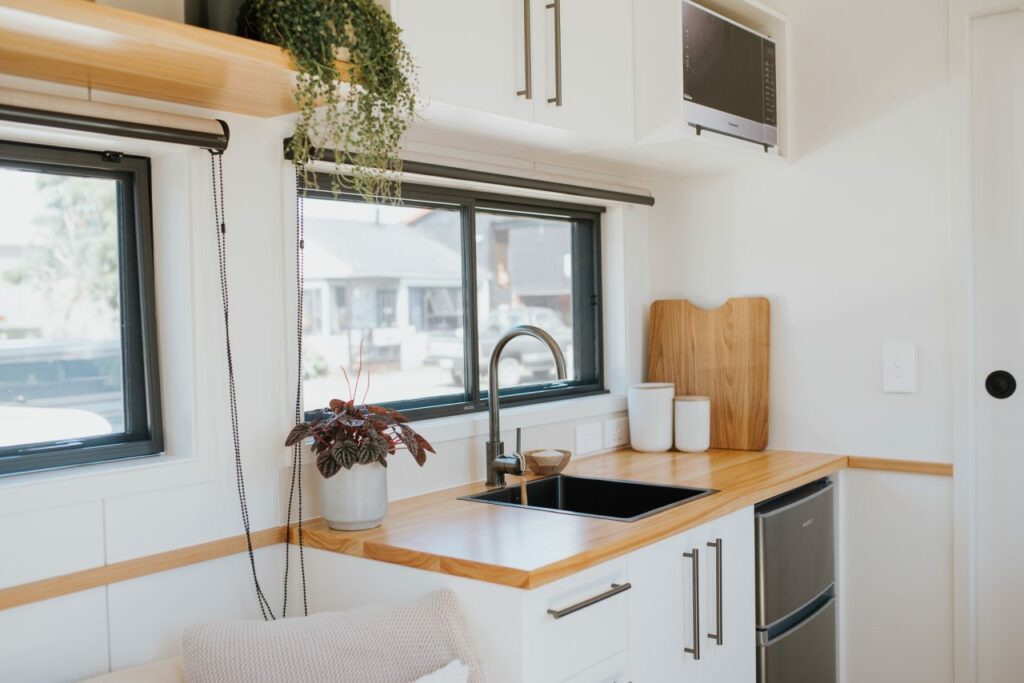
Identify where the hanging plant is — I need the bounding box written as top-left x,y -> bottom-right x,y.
242,0 -> 418,201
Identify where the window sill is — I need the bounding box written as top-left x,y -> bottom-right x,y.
411,391 -> 627,445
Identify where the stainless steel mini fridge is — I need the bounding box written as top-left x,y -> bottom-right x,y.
755,479 -> 836,683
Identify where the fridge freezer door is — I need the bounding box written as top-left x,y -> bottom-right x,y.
757,596 -> 837,683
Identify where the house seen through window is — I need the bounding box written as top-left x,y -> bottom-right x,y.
300,182 -> 603,419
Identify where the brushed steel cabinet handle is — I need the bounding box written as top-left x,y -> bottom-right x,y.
684,548 -> 700,660
546,582 -> 631,619
545,0 -> 563,106
707,538 -> 723,645
516,0 -> 532,99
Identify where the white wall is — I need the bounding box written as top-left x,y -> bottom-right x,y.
644,1 -> 955,682
0,73 -> 649,680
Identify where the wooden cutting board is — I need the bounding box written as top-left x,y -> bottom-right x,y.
647,297 -> 770,451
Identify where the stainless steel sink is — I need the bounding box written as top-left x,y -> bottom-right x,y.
459,474 -> 716,522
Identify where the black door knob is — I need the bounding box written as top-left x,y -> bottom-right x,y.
985,370 -> 1016,399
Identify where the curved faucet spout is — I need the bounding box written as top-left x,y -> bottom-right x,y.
485,325 -> 567,487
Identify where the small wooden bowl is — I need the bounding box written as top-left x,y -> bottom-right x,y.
524,449 -> 572,476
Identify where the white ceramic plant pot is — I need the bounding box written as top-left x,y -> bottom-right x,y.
627,383 -> 676,452
320,462 -> 388,531
674,396 -> 711,452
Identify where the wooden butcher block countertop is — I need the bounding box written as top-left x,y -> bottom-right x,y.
296,448 -> 846,589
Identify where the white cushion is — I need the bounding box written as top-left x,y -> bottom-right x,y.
80,657 -> 184,682
182,590 -> 483,683
414,660 -> 470,683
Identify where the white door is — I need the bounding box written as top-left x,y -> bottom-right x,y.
971,10 -> 1024,683
392,0 -> 534,122
628,528 -> 714,683
531,0 -> 635,143
703,507 -> 757,682
628,530 -> 688,683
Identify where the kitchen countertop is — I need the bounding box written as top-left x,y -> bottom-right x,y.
294,448 -> 847,589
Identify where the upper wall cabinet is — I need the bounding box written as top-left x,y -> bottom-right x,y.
392,0 -> 534,123
532,0 -> 634,142
392,0 -> 634,144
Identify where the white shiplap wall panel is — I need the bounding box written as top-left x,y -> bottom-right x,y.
0,588 -> 109,682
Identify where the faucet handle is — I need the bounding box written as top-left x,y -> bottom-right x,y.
511,427 -> 526,476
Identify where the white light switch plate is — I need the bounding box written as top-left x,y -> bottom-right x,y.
604,417 -> 629,449
883,343 -> 917,393
575,422 -> 604,455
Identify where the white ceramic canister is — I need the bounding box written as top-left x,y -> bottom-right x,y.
674,396 -> 711,452
627,383 -> 676,452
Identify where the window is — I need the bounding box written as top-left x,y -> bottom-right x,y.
303,287 -> 323,335
0,141 -> 162,475
409,287 -> 461,332
376,289 -> 398,327
301,179 -> 603,420
330,285 -> 348,333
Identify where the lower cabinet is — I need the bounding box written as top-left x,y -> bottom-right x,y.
628,506 -> 756,683
521,557 -> 631,682
304,507 -> 755,683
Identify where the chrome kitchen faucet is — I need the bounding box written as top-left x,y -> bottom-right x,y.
485,325 -> 567,487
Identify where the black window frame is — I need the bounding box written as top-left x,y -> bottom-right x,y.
0,141 -> 163,476
302,175 -> 606,422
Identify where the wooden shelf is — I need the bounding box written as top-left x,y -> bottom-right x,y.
0,0 -> 352,117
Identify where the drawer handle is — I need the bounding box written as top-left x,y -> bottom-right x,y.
707,538 -> 723,645
546,582 -> 631,619
684,548 -> 700,660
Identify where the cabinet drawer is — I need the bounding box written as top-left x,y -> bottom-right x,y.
563,650 -> 629,683
523,558 -> 630,683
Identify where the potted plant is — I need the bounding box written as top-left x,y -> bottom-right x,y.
240,0 -> 418,201
285,380 -> 434,531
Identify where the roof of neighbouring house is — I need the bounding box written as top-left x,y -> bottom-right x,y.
303,217 -> 462,282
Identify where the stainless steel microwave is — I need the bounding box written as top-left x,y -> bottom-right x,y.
682,0 -> 777,149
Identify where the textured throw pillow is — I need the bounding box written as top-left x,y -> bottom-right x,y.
182,590 -> 482,683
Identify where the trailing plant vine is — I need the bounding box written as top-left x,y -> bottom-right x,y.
243,0 -> 418,201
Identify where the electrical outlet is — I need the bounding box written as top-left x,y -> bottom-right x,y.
604,417 -> 629,449
575,422 -> 604,455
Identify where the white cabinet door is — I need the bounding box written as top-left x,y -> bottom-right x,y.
629,509 -> 756,683
392,0 -> 534,122
701,507 -> 757,683
628,529 -> 710,683
531,0 -> 635,142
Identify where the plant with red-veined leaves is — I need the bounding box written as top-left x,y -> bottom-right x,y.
284,357 -> 434,478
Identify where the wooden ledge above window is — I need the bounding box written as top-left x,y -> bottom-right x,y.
0,0 -> 352,117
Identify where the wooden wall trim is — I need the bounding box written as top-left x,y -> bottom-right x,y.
0,454 -> 953,612
846,456 -> 953,477
0,525 -> 287,612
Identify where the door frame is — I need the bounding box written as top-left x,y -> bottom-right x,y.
948,3 -> 1024,682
